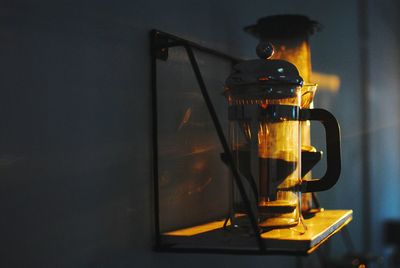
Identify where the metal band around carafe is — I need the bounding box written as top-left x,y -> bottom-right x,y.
228,104 -> 300,122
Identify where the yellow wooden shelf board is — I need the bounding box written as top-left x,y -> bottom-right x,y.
161,209 -> 353,254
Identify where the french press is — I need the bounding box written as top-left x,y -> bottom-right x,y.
244,15 -> 323,213
224,42 -> 341,228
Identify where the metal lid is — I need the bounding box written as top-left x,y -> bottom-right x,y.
224,42 -> 303,101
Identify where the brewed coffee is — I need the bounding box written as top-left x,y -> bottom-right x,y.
301,150 -> 322,177
259,157 -> 297,201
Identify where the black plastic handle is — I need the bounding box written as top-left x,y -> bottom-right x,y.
300,108 -> 341,192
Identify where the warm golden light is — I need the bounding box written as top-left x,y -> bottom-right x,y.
165,219 -> 230,236
311,72 -> 341,92
271,40 -> 312,83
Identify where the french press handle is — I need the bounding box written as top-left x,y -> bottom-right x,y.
300,108 -> 341,192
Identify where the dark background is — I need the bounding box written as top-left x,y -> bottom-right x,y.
1,0 -> 399,267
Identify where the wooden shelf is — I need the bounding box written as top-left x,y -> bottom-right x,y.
159,210 -> 353,255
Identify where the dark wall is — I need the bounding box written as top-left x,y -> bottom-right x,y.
369,0 -> 400,256
1,0 -> 399,267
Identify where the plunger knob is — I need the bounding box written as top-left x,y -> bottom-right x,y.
256,41 -> 274,59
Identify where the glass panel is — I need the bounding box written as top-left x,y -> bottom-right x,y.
157,47 -> 231,232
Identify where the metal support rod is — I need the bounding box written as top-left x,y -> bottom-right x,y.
150,31 -> 161,248
341,227 -> 356,252
184,45 -> 265,252
155,246 -> 310,256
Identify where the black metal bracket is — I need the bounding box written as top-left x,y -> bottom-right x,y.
151,31 -> 183,61
152,32 -> 170,60
150,29 -> 265,253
